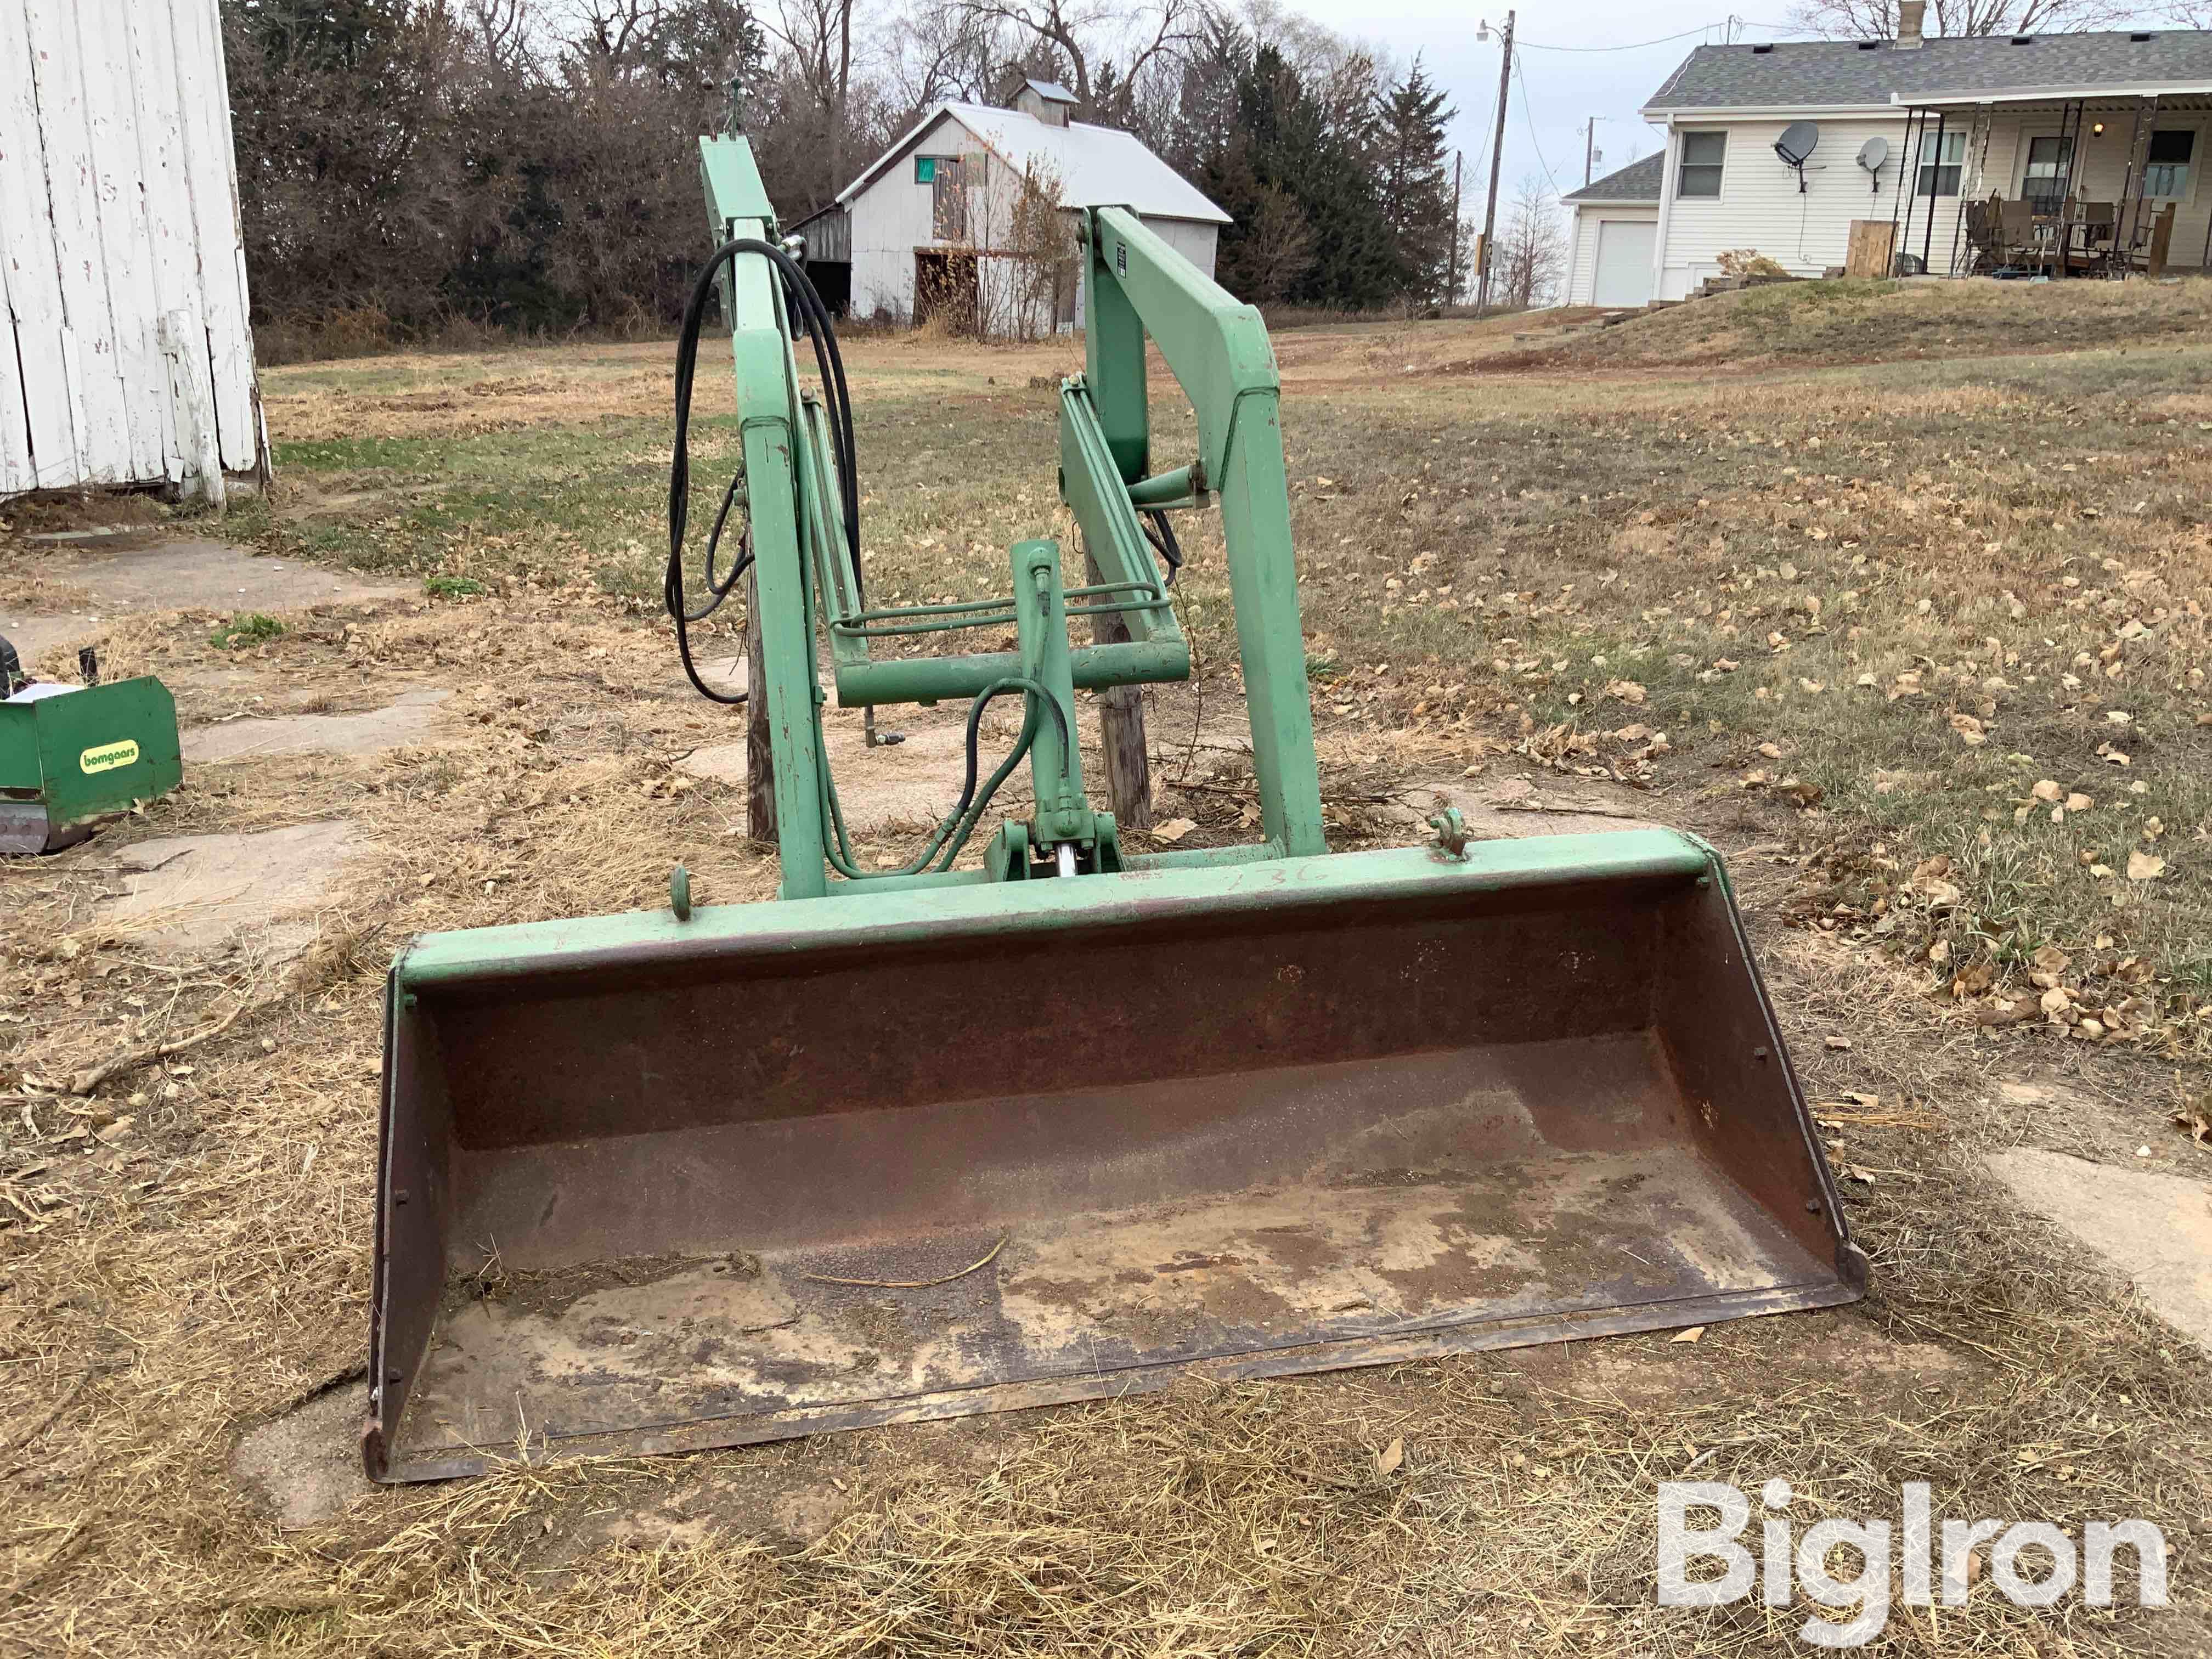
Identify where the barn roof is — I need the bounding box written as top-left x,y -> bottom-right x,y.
837,104 -> 1231,224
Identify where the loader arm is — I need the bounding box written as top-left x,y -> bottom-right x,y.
1059,206 -> 1327,859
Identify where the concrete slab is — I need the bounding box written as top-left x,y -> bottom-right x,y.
1985,1148 -> 2212,1352
183,689 -> 454,763
98,820 -> 367,958
1426,776 -> 1661,839
681,708 -> 1021,837
2,536 -> 407,665
233,1386 -> 376,1528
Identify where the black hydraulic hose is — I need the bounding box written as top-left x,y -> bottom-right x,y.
1141,508 -> 1184,585
667,234 -> 864,703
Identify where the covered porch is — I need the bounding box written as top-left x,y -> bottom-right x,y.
1889,87 -> 2211,279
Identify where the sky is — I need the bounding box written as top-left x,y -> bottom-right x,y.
1280,0 -> 2160,218
1284,0 -> 1824,210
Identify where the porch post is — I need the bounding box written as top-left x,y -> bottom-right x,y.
1921,110 -> 1945,273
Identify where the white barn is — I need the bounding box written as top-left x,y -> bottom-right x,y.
817,81 -> 1229,333
0,0 -> 264,504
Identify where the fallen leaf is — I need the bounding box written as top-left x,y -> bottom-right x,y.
2126,850 -> 2165,881
1949,713 -> 1987,746
1150,817 -> 1197,844
1375,1436 -> 1404,1475
2032,780 -> 2063,803
1606,679 -> 1646,704
2066,793 -> 2092,814
1671,1326 -> 1706,1344
93,1115 -> 135,1145
1824,1035 -> 1852,1051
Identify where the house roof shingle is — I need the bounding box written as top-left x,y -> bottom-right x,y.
1562,151 -> 1664,202
1645,29 -> 2212,112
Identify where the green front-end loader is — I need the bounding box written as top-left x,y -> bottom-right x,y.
362,133 -> 1864,1482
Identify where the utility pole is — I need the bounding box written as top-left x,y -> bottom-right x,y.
1475,10 -> 1514,315
1583,118 -> 1604,187
1447,149 -> 1464,303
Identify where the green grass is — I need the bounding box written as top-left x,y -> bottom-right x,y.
258,326 -> 2212,1033
208,612 -> 285,650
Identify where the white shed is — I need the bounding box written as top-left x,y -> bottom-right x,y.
1,0 -> 264,504
832,83 -> 1229,334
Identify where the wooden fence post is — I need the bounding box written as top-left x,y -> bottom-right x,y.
745,566 -> 775,843
1084,541 -> 1153,831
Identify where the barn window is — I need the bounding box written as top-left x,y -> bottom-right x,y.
1677,132 -> 1726,198
915,156 -> 938,183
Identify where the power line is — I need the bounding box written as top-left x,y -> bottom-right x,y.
1518,17 -> 1822,50
1511,52 -> 1564,199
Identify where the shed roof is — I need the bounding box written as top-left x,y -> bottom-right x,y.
839,103 -> 1231,224
1562,151 -> 1663,203
1645,29 -> 2212,112
1022,78 -> 1078,103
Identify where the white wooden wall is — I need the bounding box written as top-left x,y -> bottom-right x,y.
0,0 -> 261,499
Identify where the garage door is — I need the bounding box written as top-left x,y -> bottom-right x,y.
1593,220 -> 1656,307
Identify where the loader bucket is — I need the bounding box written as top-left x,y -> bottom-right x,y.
365,831 -> 1864,1481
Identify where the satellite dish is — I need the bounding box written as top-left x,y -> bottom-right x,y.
1774,120 -> 1820,191
1857,135 -> 1890,193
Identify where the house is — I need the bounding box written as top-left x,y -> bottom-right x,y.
1,0 -> 265,501
1566,5 -> 2212,306
799,81 -> 1229,334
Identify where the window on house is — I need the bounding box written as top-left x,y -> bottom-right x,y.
2022,134 -> 2074,213
915,156 -> 939,183
1677,132 -> 1725,198
2145,129 -> 2195,199
1916,129 -> 1965,196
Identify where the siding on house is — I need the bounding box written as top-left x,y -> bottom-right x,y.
1652,108 -> 2210,297
1566,206 -> 1660,305
1656,116 -> 1920,296
1,0 -> 261,498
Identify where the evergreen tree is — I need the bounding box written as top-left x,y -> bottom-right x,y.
1374,57 -> 1456,303
1201,43 -> 1405,309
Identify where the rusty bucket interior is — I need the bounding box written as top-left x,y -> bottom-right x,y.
365,836 -> 1864,1481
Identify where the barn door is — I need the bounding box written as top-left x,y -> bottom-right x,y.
932,159 -> 967,241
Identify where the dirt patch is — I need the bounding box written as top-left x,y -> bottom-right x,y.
97,819 -> 370,957
183,689 -> 454,763
1,535 -> 406,667
1984,1148 -> 2212,1351
233,1385 -> 377,1527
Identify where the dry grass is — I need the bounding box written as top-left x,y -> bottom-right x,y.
2,304 -> 2209,1655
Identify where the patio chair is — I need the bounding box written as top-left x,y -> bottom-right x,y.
2124,202 -> 2178,278
2075,202 -> 2117,276
1997,200 -> 2039,272
1962,200 -> 2009,276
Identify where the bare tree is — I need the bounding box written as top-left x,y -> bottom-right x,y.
1491,174 -> 1564,311
1239,184 -> 1315,303
1786,0 -> 2129,38
465,0 -> 540,75
948,0 -> 1198,126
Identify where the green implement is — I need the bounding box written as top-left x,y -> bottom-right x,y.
0,668 -> 182,855
362,132 -> 1864,1483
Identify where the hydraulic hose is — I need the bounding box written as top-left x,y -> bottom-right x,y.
666,234 -> 861,703
667,237 -> 1073,880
